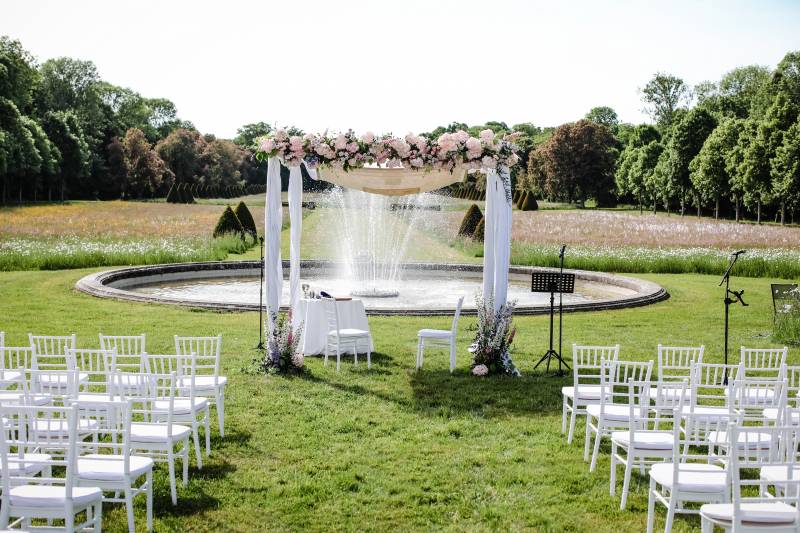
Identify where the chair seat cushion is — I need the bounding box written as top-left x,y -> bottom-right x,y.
707,430 -> 773,449
153,397 -> 208,415
38,372 -> 89,385
9,484 -> 102,508
649,462 -> 727,493
586,403 -> 631,421
4,453 -> 52,475
649,386 -> 686,402
611,431 -> 674,450
418,329 -> 452,339
761,465 -> 800,483
130,423 -> 191,443
0,392 -> 50,406
562,385 -> 607,400
177,375 -> 227,390
77,454 -> 153,481
32,418 -> 98,435
329,328 -> 369,337
701,502 -> 798,525
76,393 -> 123,405
681,405 -> 730,420
763,408 -> 800,423
0,370 -> 22,386
111,374 -> 148,388
724,387 -> 776,404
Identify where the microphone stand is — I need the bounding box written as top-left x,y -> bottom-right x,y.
719,251 -> 748,383
257,236 -> 265,350
558,244 -> 566,374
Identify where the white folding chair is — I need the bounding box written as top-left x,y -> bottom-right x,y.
148,353 -> 210,469
175,334 -> 226,436
740,346 -> 788,380
700,424 -> 800,532
585,358 -> 654,472
647,406 -> 734,533
123,371 -> 190,506
562,344 -> 620,444
416,296 -> 463,373
611,380 -> 689,510
0,404 -> 103,532
75,399 -> 154,533
322,296 -> 372,371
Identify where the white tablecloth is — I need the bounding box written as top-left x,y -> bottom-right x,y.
295,299 -> 373,356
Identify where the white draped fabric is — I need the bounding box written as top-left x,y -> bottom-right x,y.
482,167 -> 512,311
264,157 -> 283,333
288,166 -> 303,312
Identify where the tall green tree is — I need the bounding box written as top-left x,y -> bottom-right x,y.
121,127 -> 167,198
155,128 -> 211,186
40,110 -> 90,200
0,36 -> 39,113
771,116 -> 800,224
640,73 -> 691,127
689,118 -> 743,218
585,106 -> 619,131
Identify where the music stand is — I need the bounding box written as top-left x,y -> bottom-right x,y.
532,272 -> 575,375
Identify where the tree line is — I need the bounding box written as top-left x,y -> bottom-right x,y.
0,36 -> 270,203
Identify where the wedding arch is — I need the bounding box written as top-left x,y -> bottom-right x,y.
255,129 -> 520,333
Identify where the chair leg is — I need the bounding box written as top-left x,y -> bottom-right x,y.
610,442 -> 617,496
590,422 -> 603,472
700,516 -> 712,533
217,387 -> 225,437
182,438 -> 190,485
66,509 -> 74,533
562,397 -> 568,434
336,347 -> 341,372
620,453 -> 633,510
125,486 -> 135,533
94,500 -> 103,533
646,477 -> 656,533
664,492 -> 678,533
416,337 -> 422,369
146,469 -> 154,532
584,415 -> 593,461
449,340 -> 456,373
192,418 -> 203,469
324,341 -> 329,366
204,407 -> 211,456
568,404 -> 578,444
367,336 -> 372,369
167,448 -> 177,505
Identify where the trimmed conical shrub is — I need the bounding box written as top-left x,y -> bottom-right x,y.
458,203 -> 483,237
472,216 -> 485,241
234,201 -> 257,237
213,206 -> 245,238
520,192 -> 539,211
517,190 -> 527,210
166,183 -> 180,203
183,183 -> 196,204
512,190 -> 520,204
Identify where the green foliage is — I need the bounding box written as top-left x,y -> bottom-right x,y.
233,122 -> 271,149
771,116 -> 800,221
213,205 -> 244,239
774,307 -> 800,346
472,217 -> 485,241
690,118 -> 745,215
457,204 -> 483,237
234,201 -> 257,237
640,72 -> 691,127
584,106 -> 619,130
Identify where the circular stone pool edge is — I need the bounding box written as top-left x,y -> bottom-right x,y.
75,260 -> 668,316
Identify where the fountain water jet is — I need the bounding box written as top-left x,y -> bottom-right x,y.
324,187 -> 439,297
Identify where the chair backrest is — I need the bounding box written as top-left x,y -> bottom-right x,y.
731,378 -> 786,423
28,333 -> 76,358
147,353 -> 197,400
572,344 -> 621,392
600,359 -> 653,407
101,334 -> 149,374
0,404 -> 80,496
689,362 -> 743,408
175,335 -> 221,379
648,379 -> 691,419
740,346 -> 788,379
728,423 -> 800,529
782,366 -> 800,409
118,372 -> 177,436
69,348 -> 115,391
0,346 -> 33,371
74,399 -> 132,469
27,369 -> 79,404
450,297 -> 465,336
322,297 -> 341,336
656,344 -> 704,381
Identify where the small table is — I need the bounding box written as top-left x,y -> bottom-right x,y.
294,298 -> 374,356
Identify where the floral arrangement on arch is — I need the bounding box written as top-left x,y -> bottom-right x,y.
255,311 -> 305,374
255,129 -> 521,172
469,294 -> 519,377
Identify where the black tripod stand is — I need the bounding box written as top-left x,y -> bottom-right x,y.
532,271 -> 575,375
256,236 -> 265,350
720,250 -> 748,383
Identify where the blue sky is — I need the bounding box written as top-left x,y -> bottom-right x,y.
2,0 -> 799,138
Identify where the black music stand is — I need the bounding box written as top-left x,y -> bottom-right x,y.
532,272 -> 575,375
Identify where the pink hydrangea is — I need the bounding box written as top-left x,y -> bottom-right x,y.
454,130 -> 469,143
361,131 -> 375,144
481,155 -> 497,169
334,134 -> 347,150
259,138 -> 276,153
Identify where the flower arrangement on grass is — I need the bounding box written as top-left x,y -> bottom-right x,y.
255,311 -> 305,374
255,129 -> 521,172
469,295 -> 519,376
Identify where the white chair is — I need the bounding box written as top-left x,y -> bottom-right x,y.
0,404 -> 103,532
175,334 -> 226,436
322,297 -> 372,372
611,380 -> 689,510
30,336 -> 88,392
75,399 -> 154,533
647,406 -> 734,533
28,333 -> 76,359
147,353 -> 211,469
124,372 -> 190,506
764,366 -> 800,424
700,423 -> 800,532
683,362 -> 743,426
416,297 -> 463,373
101,335 -> 150,396
585,358 -> 653,472
740,346 -> 788,380
652,345 -> 703,399
562,344 -> 620,444
0,347 -> 31,391
70,348 -> 117,403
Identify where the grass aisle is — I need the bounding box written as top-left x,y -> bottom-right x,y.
0,269 -> 795,531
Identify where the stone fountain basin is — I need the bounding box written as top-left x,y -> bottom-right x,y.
75,260 -> 668,316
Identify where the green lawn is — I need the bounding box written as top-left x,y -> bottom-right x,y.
0,268 -> 794,532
